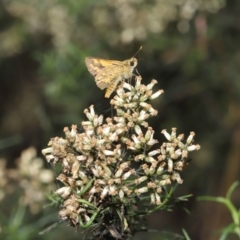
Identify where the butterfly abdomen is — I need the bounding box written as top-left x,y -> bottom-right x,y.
105,77 -> 121,98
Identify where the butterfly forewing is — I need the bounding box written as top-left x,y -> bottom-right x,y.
85,57 -> 123,75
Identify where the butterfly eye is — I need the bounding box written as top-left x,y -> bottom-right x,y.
130,60 -> 135,66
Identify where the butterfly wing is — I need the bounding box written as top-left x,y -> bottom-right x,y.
85,57 -> 127,97
85,57 -> 122,76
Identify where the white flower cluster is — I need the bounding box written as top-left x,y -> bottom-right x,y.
42,76 -> 200,228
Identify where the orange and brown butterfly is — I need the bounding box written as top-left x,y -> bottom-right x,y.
85,47 -> 142,98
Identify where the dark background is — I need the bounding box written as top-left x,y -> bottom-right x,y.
0,0 -> 240,239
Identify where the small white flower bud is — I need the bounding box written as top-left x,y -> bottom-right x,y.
171,128 -> 177,139
115,169 -> 123,178
135,176 -> 148,184
134,125 -> 142,135
55,186 -> 71,198
42,147 -> 53,155
122,169 -> 135,180
187,144 -> 201,151
150,193 -> 155,204
168,159 -> 173,172
103,150 -> 114,156
148,149 -> 161,156
123,82 -> 132,90
119,189 -> 124,200
155,193 -> 161,205
161,129 -> 171,141
146,79 -> 157,90
135,187 -> 148,195
77,155 -> 87,161
150,89 -> 164,100
100,186 -> 109,199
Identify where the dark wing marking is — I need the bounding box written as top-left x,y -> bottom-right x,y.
85,57 -> 105,76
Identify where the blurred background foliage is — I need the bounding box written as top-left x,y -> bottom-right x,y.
0,0 -> 240,239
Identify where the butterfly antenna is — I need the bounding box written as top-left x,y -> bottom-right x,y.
132,46 -> 143,58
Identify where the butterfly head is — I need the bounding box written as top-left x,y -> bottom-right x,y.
128,57 -> 138,71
